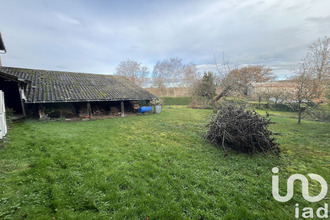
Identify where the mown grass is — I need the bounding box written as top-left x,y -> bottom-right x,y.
0,106 -> 329,219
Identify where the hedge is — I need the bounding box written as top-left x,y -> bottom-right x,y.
248,102 -> 301,112
161,96 -> 191,105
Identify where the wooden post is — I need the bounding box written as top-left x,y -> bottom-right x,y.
121,101 -> 125,117
18,84 -> 27,117
21,102 -> 26,117
87,102 -> 92,119
38,104 -> 46,119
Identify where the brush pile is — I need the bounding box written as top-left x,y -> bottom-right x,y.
205,104 -> 280,156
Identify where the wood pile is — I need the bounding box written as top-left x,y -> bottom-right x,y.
130,101 -> 140,110
205,104 -> 280,156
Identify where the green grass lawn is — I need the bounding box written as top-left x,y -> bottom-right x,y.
0,106 -> 329,219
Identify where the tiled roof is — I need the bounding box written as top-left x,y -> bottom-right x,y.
0,66 -> 157,103
0,71 -> 30,83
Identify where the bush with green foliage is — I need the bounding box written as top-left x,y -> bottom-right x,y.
249,102 -> 298,112
304,105 -> 330,122
196,72 -> 216,99
222,97 -> 247,105
205,104 -> 280,156
190,72 -> 216,108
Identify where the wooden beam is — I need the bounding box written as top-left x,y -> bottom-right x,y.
121,101 -> 125,117
21,102 -> 26,117
87,102 -> 92,119
17,84 -> 26,117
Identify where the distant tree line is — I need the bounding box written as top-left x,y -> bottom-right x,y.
115,36 -> 329,124
115,57 -> 200,91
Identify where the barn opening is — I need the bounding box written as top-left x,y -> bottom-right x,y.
0,77 -> 23,115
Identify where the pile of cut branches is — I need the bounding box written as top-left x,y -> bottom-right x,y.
205,104 -> 280,156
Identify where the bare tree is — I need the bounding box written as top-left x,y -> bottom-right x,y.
253,89 -> 265,107
293,36 -> 330,124
182,64 -> 200,87
213,53 -> 234,86
210,54 -> 236,113
256,86 -> 291,106
169,58 -> 184,89
152,57 -> 186,95
224,65 -> 274,97
212,54 -> 275,113
152,61 -> 168,96
116,59 -> 149,87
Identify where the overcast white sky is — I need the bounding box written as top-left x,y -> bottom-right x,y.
0,0 -> 329,79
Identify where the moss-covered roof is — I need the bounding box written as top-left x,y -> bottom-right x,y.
0,66 -> 157,103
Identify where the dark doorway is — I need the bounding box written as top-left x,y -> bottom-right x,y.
0,78 -> 22,114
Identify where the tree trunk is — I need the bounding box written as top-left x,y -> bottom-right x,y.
298,101 -> 302,124
212,86 -> 231,113
212,101 -> 218,113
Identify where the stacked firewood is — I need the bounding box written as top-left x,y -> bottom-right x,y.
130,101 -> 140,111
93,109 -> 103,116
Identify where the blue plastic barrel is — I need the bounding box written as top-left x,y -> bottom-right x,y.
139,106 -> 152,113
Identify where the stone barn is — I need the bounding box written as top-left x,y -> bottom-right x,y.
0,66 -> 157,119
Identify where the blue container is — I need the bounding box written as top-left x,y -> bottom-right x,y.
139,106 -> 152,113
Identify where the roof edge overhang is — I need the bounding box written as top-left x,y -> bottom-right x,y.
0,71 -> 30,83
26,97 -> 158,104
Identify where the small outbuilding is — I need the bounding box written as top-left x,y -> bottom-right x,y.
0,66 -> 157,119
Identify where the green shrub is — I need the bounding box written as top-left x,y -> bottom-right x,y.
223,97 -> 247,105
304,105 -> 330,122
272,103 -> 297,112
249,102 -> 297,112
189,96 -> 213,109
